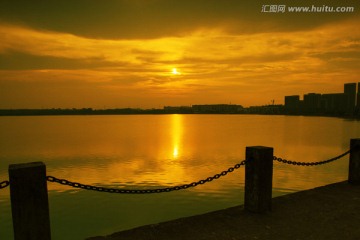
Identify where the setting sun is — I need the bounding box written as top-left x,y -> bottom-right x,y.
172,68 -> 180,75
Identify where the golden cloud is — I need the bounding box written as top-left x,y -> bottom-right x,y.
0,18 -> 359,108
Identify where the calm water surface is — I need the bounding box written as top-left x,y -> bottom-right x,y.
0,115 -> 359,239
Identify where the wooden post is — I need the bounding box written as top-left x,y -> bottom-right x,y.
244,146 -> 273,213
9,162 -> 51,240
349,138 -> 360,185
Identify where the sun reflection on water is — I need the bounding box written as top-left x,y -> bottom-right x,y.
173,146 -> 179,158
171,114 -> 183,159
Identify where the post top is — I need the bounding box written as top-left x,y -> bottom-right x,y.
246,146 -> 273,150
9,162 -> 45,170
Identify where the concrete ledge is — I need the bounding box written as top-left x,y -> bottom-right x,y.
87,181 -> 360,240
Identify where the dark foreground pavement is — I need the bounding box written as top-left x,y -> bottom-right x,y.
87,181 -> 360,240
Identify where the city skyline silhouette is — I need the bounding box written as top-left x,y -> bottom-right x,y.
1,82 -> 359,118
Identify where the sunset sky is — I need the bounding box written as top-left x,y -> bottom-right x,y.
0,0 -> 359,109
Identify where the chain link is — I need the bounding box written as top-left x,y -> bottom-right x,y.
273,149 -> 351,166
0,180 -> 10,189
1,147 -> 354,192
47,160 -> 246,194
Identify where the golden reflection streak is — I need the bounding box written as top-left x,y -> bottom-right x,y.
171,114 -> 183,159
173,146 -> 179,158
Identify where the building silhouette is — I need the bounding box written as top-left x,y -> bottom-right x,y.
163,106 -> 192,113
357,83 -> 360,113
192,104 -> 242,113
285,82 -> 359,116
344,83 -> 356,114
321,93 -> 347,115
304,93 -> 321,114
284,95 -> 300,114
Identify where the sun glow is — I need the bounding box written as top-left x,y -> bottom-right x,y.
172,68 -> 180,75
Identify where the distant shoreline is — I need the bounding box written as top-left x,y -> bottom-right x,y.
0,108 -> 358,119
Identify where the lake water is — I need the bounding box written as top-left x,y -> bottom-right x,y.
0,115 -> 359,239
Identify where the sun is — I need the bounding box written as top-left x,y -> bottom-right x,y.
172,68 -> 180,75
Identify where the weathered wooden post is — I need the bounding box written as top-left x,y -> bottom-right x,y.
244,146 -> 273,213
9,162 -> 51,240
349,138 -> 360,185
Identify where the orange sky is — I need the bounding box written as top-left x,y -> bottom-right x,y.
0,0 -> 359,108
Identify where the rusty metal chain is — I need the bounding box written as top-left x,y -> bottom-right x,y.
47,160 -> 246,194
0,180 -> 10,189
273,149 -> 351,166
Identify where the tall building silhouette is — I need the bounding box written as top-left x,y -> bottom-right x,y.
344,83 -> 356,114
284,95 -> 300,114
